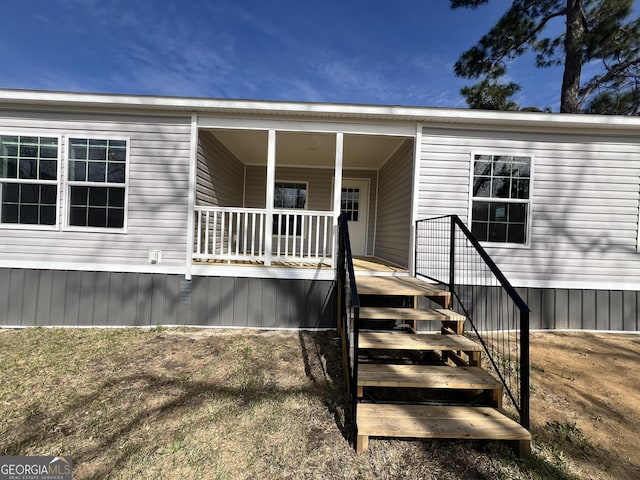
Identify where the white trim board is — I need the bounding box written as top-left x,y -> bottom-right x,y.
191,264 -> 336,281
510,278 -> 640,291
0,260 -> 186,275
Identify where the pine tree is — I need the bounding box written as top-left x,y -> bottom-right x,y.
451,0 -> 640,114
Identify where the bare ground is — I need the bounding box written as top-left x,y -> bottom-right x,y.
0,328 -> 638,479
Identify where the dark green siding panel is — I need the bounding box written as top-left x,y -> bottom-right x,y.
555,289 -> 569,329
527,288 -> 542,330
50,271 -> 68,326
206,277 -> 222,325
276,280 -> 293,328
122,273 -> 141,326
623,290 -> 637,331
540,289 -> 555,330
568,289 -> 583,329
36,269 -> 53,326
248,278 -> 263,327
0,270 -> 10,324
596,290 -> 610,330
290,279 -> 306,328
262,279 -> 278,328
64,271 -> 82,326
219,277 -> 235,326
150,274 -> 167,325
8,269 -> 25,325
191,275 -> 207,325
317,281 -> 336,328
22,269 -> 40,326
166,276 -> 182,325
233,278 -> 249,327
610,291 -> 623,331
78,272 -> 96,325
136,274 -> 153,326
94,273 -> 110,325
582,290 -> 597,330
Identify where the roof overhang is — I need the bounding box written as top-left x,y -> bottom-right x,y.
1,88 -> 640,132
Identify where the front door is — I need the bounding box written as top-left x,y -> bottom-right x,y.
341,179 -> 369,256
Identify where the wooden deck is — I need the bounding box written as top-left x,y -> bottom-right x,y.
353,256 -> 408,274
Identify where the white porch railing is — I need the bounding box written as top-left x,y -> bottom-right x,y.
193,206 -> 334,264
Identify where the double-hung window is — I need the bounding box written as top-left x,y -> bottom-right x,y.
67,138 -> 128,230
0,135 -> 59,227
273,181 -> 307,235
470,154 -> 532,245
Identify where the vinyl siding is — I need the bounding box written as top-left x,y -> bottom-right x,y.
196,130 -> 244,207
0,268 -> 335,328
244,166 -> 377,255
0,108 -> 192,270
374,139 -> 414,266
419,127 -> 640,287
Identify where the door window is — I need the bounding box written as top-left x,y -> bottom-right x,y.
341,187 -> 360,221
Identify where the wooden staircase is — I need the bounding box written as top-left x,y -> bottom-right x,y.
353,274 -> 531,457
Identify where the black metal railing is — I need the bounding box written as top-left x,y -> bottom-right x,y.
415,215 -> 530,429
336,213 -> 360,444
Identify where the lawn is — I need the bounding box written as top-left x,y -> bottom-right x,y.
0,328 -> 638,479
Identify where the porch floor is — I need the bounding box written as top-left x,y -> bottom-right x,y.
193,256 -> 408,274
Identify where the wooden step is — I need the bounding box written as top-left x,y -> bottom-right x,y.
357,364 -> 502,398
356,275 -> 450,307
359,332 -> 480,352
359,307 -> 464,322
359,332 -> 482,366
359,307 -> 464,332
356,404 -> 531,457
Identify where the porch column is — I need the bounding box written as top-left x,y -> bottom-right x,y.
409,123 -> 422,276
264,129 -> 276,266
331,132 -> 344,268
184,113 -> 198,280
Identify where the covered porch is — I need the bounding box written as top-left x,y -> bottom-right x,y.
190,122 -> 416,276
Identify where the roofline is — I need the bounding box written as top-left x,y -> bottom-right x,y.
1,87 -> 639,130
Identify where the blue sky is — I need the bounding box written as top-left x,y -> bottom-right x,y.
1,0 -> 567,109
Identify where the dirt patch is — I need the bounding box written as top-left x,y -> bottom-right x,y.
529,332 -> 640,480
0,328 -> 638,479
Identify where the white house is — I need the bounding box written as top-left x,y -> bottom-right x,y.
0,88 -> 639,331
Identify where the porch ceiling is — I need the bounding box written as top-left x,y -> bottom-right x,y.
209,129 -> 407,169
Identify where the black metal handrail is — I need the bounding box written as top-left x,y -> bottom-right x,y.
415,215 -> 530,429
336,213 -> 360,444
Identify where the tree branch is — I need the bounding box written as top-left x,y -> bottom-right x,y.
483,8 -> 567,71
578,57 -> 640,107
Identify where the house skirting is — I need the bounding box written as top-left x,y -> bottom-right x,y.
417,285 -> 639,332
0,268 -> 335,329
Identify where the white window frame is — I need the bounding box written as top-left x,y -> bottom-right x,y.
0,132 -> 62,231
63,135 -> 130,234
468,151 -> 534,248
273,179 -> 309,237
